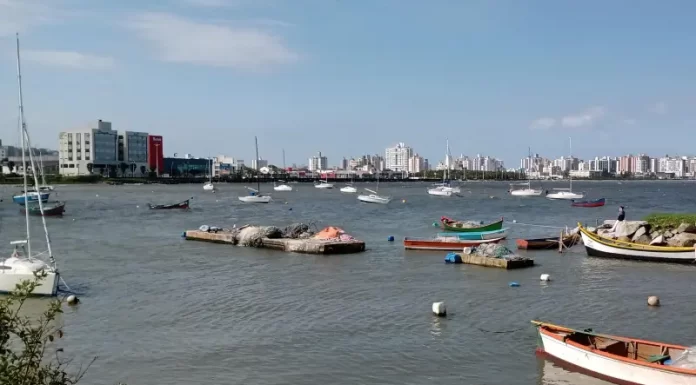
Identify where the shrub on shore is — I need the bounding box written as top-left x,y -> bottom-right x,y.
643,213 -> 696,230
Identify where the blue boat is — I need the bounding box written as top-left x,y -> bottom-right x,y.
13,190 -> 50,205
437,227 -> 509,240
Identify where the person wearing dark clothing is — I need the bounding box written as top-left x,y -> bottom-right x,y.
617,206 -> 625,222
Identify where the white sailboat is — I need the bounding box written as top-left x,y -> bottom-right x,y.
510,147 -> 543,196
239,136 -> 272,203
0,34 -> 60,296
340,173 -> 357,193
314,177 -> 334,189
203,158 -> 215,191
273,149 -> 292,191
428,139 -> 460,196
546,138 -> 584,200
358,172 -> 391,204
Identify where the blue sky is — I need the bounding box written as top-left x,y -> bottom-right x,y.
0,0 -> 694,167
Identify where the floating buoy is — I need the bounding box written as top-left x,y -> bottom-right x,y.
444,253 -> 462,264
648,296 -> 660,306
432,302 -> 446,317
387,236 -> 395,242
402,199 -> 406,203
136,205 -> 140,208
509,282 -> 520,287
540,274 -> 551,282
66,295 -> 79,305
513,219 -> 517,223
95,194 -> 99,197
432,222 -> 438,227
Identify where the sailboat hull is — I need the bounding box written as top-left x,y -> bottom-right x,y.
274,185 -> 293,191
547,192 -> 584,200
238,195 -> 272,203
511,189 -> 543,196
357,194 -> 391,204
0,271 -> 59,296
13,192 -> 49,205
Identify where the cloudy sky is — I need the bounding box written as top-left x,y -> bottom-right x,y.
0,0 -> 694,166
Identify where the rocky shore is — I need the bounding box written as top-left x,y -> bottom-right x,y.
590,220 -> 696,247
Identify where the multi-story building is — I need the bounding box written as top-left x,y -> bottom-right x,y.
308,152 -> 328,171
147,135 -> 164,176
633,154 -> 651,175
213,156 -> 237,176
251,159 -> 268,170
659,156 -> 686,177
59,119 -> 118,176
385,143 -> 412,172
117,131 -> 149,176
407,154 -> 425,173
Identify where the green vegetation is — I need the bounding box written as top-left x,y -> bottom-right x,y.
0,275 -> 96,384
643,213 -> 696,230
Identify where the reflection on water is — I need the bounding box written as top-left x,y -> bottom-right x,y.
538,358 -> 611,385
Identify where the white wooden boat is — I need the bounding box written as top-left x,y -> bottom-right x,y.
340,185 -> 357,193
546,189 -> 584,200
533,320 -> 696,385
578,224 -> 695,263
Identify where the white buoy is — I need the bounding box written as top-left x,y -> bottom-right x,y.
513,219 -> 517,223
95,194 -> 99,197
66,295 -> 79,305
540,274 -> 551,281
432,302 -> 446,317
648,296 -> 660,307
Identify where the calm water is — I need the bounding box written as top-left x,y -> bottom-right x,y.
2,180 -> 696,385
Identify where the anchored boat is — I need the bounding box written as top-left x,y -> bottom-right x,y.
516,233 -> 579,250
436,228 -> 508,240
148,197 -> 192,210
20,201 -> 65,216
404,236 -> 505,251
571,198 -> 605,208
439,217 -> 504,232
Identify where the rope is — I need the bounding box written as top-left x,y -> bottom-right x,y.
58,276 -> 73,293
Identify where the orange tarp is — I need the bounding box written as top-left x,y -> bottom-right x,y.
313,226 -> 345,239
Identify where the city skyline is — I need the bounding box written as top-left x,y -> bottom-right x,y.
1,1 -> 696,165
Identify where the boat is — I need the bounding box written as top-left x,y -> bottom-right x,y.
404,236 -> 504,251
273,180 -> 293,191
0,34 -> 60,296
21,201 -> 65,216
148,197 -> 191,210
203,158 -> 215,191
511,148 -> 543,196
340,185 -> 357,193
533,320 -> 696,385
12,189 -> 50,205
571,198 -> 606,208
436,228 -> 508,241
357,173 -> 391,204
439,216 -> 504,232
578,223 -> 696,263
315,178 -> 334,189
516,233 -> 579,250
546,138 -> 584,200
428,139 -> 461,196
238,136 -> 272,203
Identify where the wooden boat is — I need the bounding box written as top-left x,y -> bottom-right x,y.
404,236 -> 504,251
439,216 -> 504,232
20,201 -> 65,216
516,233 -> 579,250
148,197 -> 191,210
533,320 -> 696,385
436,228 -> 508,241
571,198 -> 605,208
578,223 -> 696,263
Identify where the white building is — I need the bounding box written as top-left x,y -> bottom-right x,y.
659,156 -> 686,177
308,152 -> 328,171
213,155 -> 237,176
408,154 -> 425,173
385,142 -> 412,172
59,120 -> 118,176
251,158 -> 268,170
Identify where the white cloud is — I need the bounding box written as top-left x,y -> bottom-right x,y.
560,106 -> 607,128
0,0 -> 57,36
530,117 -> 555,130
127,12 -> 299,71
22,50 -> 115,70
650,101 -> 668,115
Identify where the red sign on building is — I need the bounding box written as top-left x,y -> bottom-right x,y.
147,135 -> 164,174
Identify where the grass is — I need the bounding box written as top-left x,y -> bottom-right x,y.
643,213 -> 696,230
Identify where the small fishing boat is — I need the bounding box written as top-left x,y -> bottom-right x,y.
404,236 -> 504,251
571,198 -> 605,208
12,189 -> 49,205
533,320 -> 696,385
516,233 -> 579,250
578,223 -> 696,263
439,216 -> 504,232
20,201 -> 65,216
436,228 -> 508,241
148,197 -> 191,210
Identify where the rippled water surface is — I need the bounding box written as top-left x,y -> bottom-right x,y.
2,180 -> 695,385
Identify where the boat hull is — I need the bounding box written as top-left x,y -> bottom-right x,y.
274,185 -> 293,191
238,195 -> 272,203
340,186 -> 357,193
357,194 -> 391,204
21,202 -> 65,216
0,271 -> 59,296
516,234 -> 579,250
535,322 -> 696,385
148,199 -> 190,210
404,236 -> 504,251
579,225 -> 696,263
437,228 -> 508,240
510,189 -> 543,196
572,198 -> 606,207
203,183 -> 215,191
547,192 -> 584,200
440,218 -> 504,232
315,183 -> 334,189
13,192 -> 50,205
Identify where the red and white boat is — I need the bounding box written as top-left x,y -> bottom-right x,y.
533,320 -> 696,385
403,236 -> 504,251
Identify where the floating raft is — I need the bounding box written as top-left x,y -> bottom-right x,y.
184,230 -> 366,255
458,253 -> 534,269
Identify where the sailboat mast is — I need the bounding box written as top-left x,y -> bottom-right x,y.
569,137 -> 573,192
16,33 -> 32,258
282,149 -> 286,169
255,136 -> 260,192
39,151 -> 47,187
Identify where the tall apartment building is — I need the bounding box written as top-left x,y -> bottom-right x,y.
58,120 -> 118,176
385,142 -> 412,172
308,152 -> 328,171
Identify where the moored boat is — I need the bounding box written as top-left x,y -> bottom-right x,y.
439,216 -> 504,232
20,201 -> 65,216
148,197 -> 191,210
578,223 -> 696,263
533,320 -> 696,385
516,233 -> 579,250
12,190 -> 49,205
436,228 -> 508,241
404,236 -> 504,251
571,198 -> 605,208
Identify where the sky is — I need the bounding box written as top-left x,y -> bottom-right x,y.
0,0 -> 695,168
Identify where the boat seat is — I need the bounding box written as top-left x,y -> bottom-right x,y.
647,354 -> 670,364
595,340 -> 623,351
